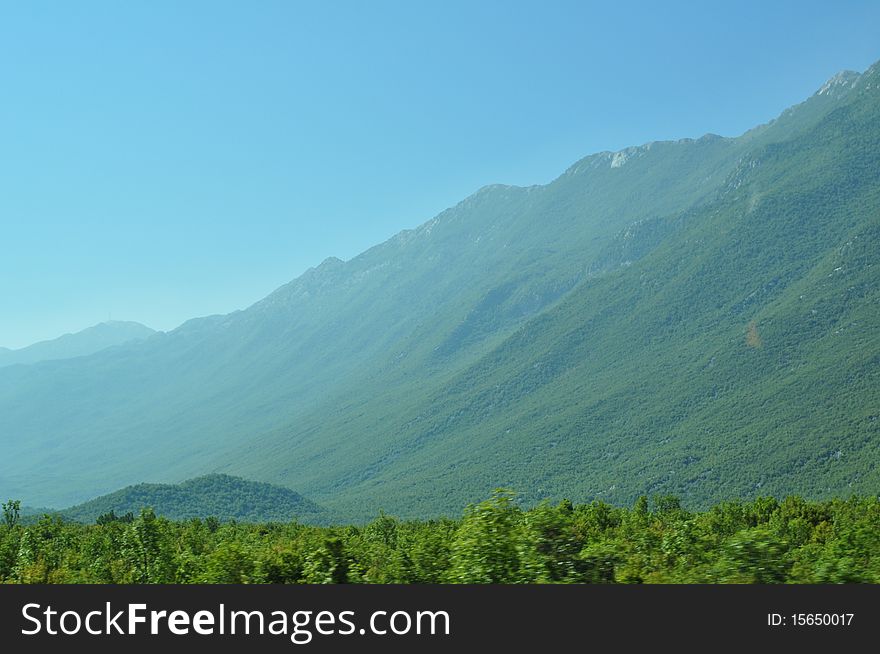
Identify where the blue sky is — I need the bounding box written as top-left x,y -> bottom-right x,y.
1,1 -> 878,349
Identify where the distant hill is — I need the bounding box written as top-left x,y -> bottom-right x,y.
0,321 -> 155,368
60,475 -> 324,523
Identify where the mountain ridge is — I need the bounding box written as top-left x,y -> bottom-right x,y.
0,62 -> 877,519
0,321 -> 156,369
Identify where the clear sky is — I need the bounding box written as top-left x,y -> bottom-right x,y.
1,0 -> 878,349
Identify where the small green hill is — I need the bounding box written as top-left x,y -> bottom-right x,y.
60,474 -> 323,523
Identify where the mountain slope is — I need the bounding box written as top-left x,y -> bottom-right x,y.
59,474 -> 324,523
0,321 -> 156,368
0,63 -> 877,517
0,112 -> 750,507
219,62 -> 880,518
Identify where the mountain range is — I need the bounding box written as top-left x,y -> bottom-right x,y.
1,62 -> 877,521
0,321 -> 155,368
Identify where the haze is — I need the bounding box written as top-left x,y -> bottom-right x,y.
1,0 -> 878,349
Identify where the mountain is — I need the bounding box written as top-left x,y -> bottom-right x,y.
0,62 -> 877,519
58,474 -> 324,523
0,321 -> 156,368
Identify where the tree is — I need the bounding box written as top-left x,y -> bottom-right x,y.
448,489 -> 525,583
712,527 -> 791,583
523,500 -> 579,582
122,508 -> 173,583
2,500 -> 20,529
304,536 -> 350,584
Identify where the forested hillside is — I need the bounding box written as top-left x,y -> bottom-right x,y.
222,62 -> 880,519
58,475 -> 323,524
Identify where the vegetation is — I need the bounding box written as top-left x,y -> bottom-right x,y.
57,475 -> 324,524
2,491 -> 879,584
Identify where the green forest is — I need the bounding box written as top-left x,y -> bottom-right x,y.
57,475 -> 325,524
2,491 -> 878,584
